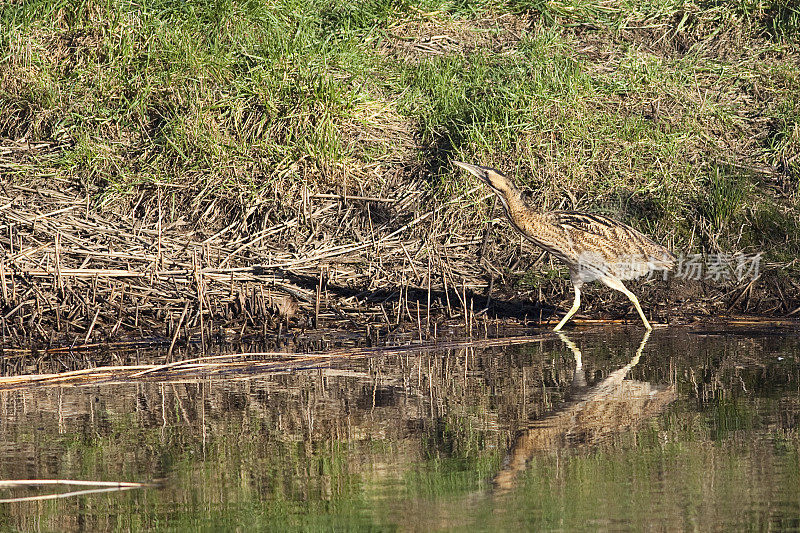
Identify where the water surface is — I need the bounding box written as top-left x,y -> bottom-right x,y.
1,327 -> 799,531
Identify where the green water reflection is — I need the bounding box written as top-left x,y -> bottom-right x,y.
1,328 -> 799,531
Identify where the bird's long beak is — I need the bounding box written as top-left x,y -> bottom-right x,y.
452,160 -> 490,183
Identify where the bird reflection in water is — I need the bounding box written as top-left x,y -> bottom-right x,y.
491,331 -> 675,495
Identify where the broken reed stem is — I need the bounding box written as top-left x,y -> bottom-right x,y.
469,295 -> 474,340
168,301 -> 190,360
0,260 -> 6,305
396,281 -> 403,325
194,251 -> 205,349
416,302 -> 423,341
0,486 -> 143,504
315,269 -> 322,329
84,307 -> 100,344
0,479 -> 152,488
54,232 -> 63,295
157,187 -> 163,271
426,253 -> 431,334
442,271 -> 452,317
404,280 -> 413,323
462,278 -> 468,336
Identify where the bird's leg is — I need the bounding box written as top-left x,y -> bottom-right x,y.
621,287 -> 652,331
554,284 -> 581,331
555,331 -> 587,390
603,278 -> 652,330
630,329 -> 651,367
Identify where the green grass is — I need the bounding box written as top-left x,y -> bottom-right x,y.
1,0 -> 798,281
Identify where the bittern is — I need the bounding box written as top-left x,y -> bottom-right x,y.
453,161 -> 675,330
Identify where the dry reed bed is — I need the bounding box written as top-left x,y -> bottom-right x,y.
0,166 -> 796,363
0,171 -> 512,356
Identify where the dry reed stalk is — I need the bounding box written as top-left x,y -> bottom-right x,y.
0,479 -> 153,488
0,479 -> 152,504
416,302 -> 423,341
0,259 -> 6,305
54,232 -> 63,294
168,301 -> 190,359
194,251 -> 205,348
0,486 -> 143,503
314,270 -> 322,328
83,307 -> 100,344
310,193 -> 396,203
157,187 -> 163,271
426,253 -> 432,333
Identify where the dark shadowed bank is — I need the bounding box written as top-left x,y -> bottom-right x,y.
0,0 -> 798,351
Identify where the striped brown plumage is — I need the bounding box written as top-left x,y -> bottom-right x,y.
454,161 -> 675,330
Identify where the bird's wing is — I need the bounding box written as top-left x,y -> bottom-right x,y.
552,211 -> 660,249
550,211 -> 676,277
552,211 -> 630,236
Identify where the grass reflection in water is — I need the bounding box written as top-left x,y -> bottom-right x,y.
0,328 -> 799,531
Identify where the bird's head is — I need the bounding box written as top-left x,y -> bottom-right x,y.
452,161 -> 520,210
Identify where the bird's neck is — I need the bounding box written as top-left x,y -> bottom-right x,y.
503,193 -> 549,235
497,187 -> 522,212
501,189 -> 531,218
